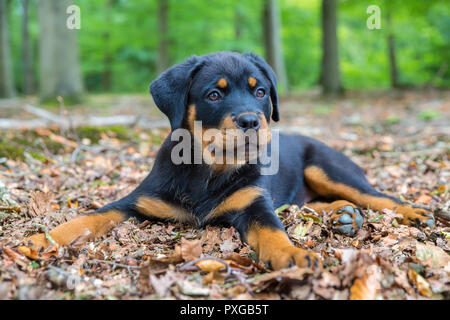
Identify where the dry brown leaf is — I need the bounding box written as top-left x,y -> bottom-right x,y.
194,259 -> 226,273
169,245 -> 183,263
251,267 -> 312,291
200,226 -> 221,252
28,191 -> 54,216
416,243 -> 450,270
223,252 -> 253,267
50,134 -> 78,148
150,273 -> 175,297
334,248 -> 358,264
66,198 -> 79,209
349,264 -> 380,300
408,269 -> 432,297
41,244 -> 59,259
382,234 -> 398,247
416,193 -> 432,205
180,238 -> 202,262
2,246 -> 29,268
18,246 -> 39,260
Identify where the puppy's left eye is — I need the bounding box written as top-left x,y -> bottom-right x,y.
256,88 -> 265,98
207,91 -> 221,101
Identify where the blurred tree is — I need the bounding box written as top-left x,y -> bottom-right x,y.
37,0 -> 83,103
263,0 -> 289,91
386,10 -> 399,88
0,0 -> 16,98
320,0 -> 341,95
21,0 -> 35,94
384,1 -> 400,88
157,0 -> 169,74
234,5 -> 244,46
102,0 -> 117,91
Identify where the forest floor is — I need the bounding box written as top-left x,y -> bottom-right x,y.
0,89 -> 449,300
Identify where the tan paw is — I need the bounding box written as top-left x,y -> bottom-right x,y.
397,206 -> 434,229
260,245 -> 322,271
23,233 -> 51,251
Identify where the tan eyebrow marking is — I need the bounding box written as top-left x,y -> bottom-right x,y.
217,78 -> 227,89
248,77 -> 257,87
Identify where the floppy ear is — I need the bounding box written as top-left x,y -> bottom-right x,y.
242,52 -> 280,122
150,56 -> 204,130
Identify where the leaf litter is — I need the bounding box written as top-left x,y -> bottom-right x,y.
0,90 -> 449,300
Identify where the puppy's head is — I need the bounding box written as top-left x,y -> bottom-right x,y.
150,51 -> 279,130
150,52 -> 279,165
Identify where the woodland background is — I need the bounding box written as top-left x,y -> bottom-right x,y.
0,0 -> 449,100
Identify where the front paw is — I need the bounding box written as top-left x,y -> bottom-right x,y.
260,246 -> 321,271
397,206 -> 434,229
23,233 -> 51,250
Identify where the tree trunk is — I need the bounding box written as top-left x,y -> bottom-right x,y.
157,0 -> 169,74
37,0 -> 83,103
22,0 -> 35,95
386,11 -> 399,88
0,0 -> 16,98
102,0 -> 114,91
262,0 -> 289,91
320,0 -> 341,95
234,5 -> 243,40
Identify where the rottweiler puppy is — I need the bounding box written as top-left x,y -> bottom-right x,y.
25,52 -> 434,270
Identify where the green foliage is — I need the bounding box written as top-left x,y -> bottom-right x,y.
77,125 -> 136,143
7,0 -> 450,94
418,109 -> 441,121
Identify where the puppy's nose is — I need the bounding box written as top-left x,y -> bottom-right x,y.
236,113 -> 260,131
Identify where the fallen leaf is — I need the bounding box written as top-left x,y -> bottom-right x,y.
150,273 -> 175,298
67,198 -> 79,209
223,252 -> 253,267
28,191 -> 54,216
41,244 -> 59,259
220,239 -> 238,253
416,193 -> 432,205
334,248 -> 358,264
416,243 -> 450,269
180,238 -> 202,262
17,246 -> 39,260
408,269 -> 432,297
291,220 -> 313,240
349,264 -> 380,300
2,246 -> 29,268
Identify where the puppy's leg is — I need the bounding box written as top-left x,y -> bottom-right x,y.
304,165 -> 434,230
217,189 -> 321,270
24,210 -> 126,250
24,195 -> 193,250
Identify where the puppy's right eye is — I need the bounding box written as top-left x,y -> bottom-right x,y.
207,91 -> 221,101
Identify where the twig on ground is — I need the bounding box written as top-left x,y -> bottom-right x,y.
89,259 -> 140,276
33,223 -> 57,246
